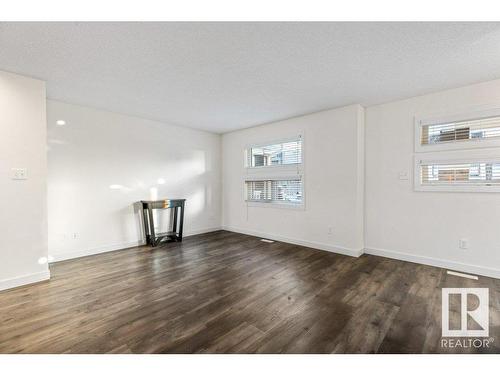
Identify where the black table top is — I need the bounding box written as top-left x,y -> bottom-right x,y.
141,199 -> 186,203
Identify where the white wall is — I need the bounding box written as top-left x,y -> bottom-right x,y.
47,100 -> 221,261
365,79 -> 500,278
5,69 -> 500,291
222,105 -> 365,256
0,71 -> 49,291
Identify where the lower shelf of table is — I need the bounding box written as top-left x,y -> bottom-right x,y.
146,232 -> 183,247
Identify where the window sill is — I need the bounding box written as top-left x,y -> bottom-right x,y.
245,163 -> 301,170
245,201 -> 305,210
415,184 -> 500,193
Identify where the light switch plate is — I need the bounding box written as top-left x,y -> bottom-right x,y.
398,171 -> 409,180
11,168 -> 28,180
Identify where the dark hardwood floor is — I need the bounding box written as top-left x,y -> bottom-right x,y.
1,230 -> 499,353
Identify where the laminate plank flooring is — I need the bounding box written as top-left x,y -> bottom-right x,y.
0,230 -> 499,353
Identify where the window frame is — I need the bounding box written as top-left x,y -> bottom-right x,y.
244,136 -> 303,169
244,176 -> 305,208
414,107 -> 500,153
413,149 -> 500,193
243,135 -> 305,209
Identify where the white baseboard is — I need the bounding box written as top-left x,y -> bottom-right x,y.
49,227 -> 222,263
222,226 -> 499,279
364,247 -> 500,280
222,225 -> 363,257
0,270 -> 51,292
50,240 -> 144,262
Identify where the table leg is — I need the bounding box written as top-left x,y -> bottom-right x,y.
172,206 -> 178,237
142,207 -> 150,245
178,202 -> 185,241
148,206 -> 157,246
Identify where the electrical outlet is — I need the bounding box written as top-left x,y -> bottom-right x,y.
11,168 -> 28,180
459,239 -> 469,249
327,227 -> 333,235
72,233 -> 79,240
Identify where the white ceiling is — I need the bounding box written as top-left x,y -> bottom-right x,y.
2,22 -> 500,133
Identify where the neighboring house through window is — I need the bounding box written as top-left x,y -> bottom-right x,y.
244,137 -> 304,206
414,108 -> 500,192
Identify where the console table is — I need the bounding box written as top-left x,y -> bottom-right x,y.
140,199 -> 186,247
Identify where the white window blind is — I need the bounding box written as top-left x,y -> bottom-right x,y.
245,179 -> 303,204
421,115 -> 500,146
247,139 -> 302,167
420,161 -> 500,186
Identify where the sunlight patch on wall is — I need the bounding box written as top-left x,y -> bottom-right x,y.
149,187 -> 158,200
186,188 -> 205,216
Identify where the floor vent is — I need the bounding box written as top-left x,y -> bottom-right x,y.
446,270 -> 478,280
260,239 -> 274,243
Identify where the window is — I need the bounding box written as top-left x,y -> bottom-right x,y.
414,149 -> 500,192
415,109 -> 500,152
245,179 -> 303,204
244,136 -> 304,207
420,161 -> 500,186
421,116 -> 500,145
414,108 -> 500,193
247,139 -> 302,168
